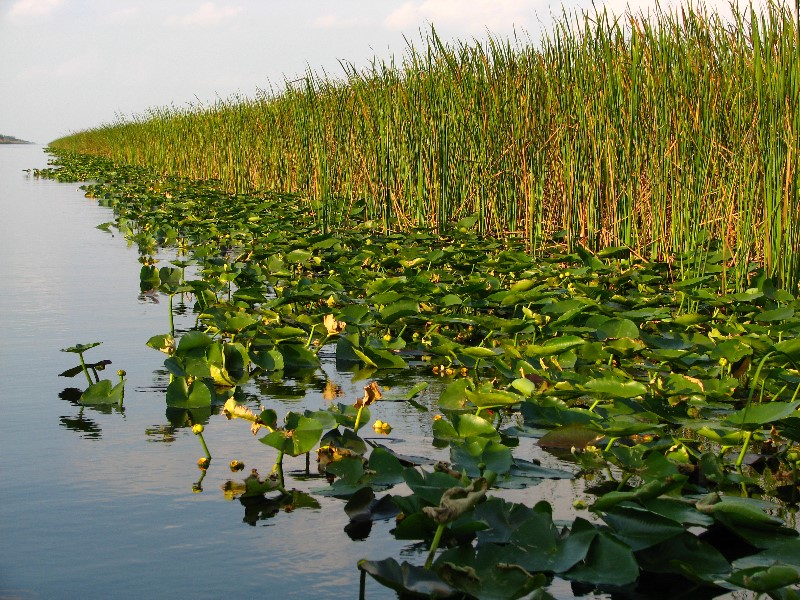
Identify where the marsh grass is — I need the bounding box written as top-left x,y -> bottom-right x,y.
51,2 -> 800,288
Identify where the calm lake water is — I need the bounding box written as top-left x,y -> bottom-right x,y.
0,145 -> 622,600
0,144 -> 415,599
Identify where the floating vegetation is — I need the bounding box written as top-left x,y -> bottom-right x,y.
38,148 -> 800,598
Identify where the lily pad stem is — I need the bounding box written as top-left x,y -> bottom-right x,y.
306,324 -> 317,349
118,371 -> 126,405
735,430 -> 753,469
273,450 -> 285,489
353,405 -> 365,433
358,567 -> 366,600
78,352 -> 93,387
197,432 -> 211,460
424,523 -> 446,569
169,294 -> 175,337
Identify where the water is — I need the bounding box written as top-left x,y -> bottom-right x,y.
0,145 -> 424,599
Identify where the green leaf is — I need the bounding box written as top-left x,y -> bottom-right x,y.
756,307 -> 794,322
165,377 -> 214,407
451,438 -> 513,476
455,414 -> 501,440
250,349 -> 284,371
288,415 -> 324,455
146,334 -> 174,354
774,338 -> 800,362
379,301 -> 420,324
538,425 -> 602,449
725,401 -> 800,429
595,318 -> 639,340
438,378 -> 472,411
701,496 -> 786,529
601,505 -> 684,551
727,565 -> 800,593
80,379 -> 125,405
440,294 -> 463,306
352,347 -> 378,367
286,248 -> 313,263
268,326 -> 307,341
592,475 -> 687,510
565,530 -> 639,585
358,558 -> 457,598
260,415 -> 323,456
672,313 -> 708,327
278,343 -> 320,369
464,388 -> 522,408
511,377 -> 537,397
636,532 -> 730,581
402,382 -> 429,400
526,336 -> 586,357
176,330 -> 212,353
61,342 -> 102,354
582,377 -> 647,398
403,468 -> 468,506
461,346 -> 498,358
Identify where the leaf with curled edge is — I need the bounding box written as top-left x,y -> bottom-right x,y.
222,398 -> 274,435
355,381 -> 382,408
422,477 -> 488,525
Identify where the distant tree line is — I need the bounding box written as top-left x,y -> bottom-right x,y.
0,134 -> 32,144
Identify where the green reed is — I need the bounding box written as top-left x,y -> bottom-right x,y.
51,2 -> 800,289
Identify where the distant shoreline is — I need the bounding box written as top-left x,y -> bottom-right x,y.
0,135 -> 34,144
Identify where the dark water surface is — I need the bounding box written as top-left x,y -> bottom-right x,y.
0,145 -> 608,600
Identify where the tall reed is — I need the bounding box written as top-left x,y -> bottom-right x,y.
51,2 -> 800,289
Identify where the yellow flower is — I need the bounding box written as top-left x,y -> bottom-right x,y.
373,419 -> 392,434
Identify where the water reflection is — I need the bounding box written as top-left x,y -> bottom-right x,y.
220,472 -> 322,526
57,387 -> 126,439
144,424 -> 177,443
59,412 -> 102,439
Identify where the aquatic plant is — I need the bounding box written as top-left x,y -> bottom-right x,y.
40,125 -> 800,597
48,2 -> 800,289
60,342 -> 126,405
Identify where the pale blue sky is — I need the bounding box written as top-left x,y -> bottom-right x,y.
1,0 -> 763,144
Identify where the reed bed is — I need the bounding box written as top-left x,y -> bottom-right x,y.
51,3 -> 800,288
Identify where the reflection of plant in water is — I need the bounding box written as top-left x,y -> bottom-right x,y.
59,413 -> 102,439
220,469 -> 319,525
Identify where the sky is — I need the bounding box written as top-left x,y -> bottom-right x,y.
0,0 -> 769,144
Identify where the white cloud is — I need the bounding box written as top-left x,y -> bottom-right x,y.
384,0 -> 537,33
312,14 -> 371,29
170,2 -> 241,27
8,0 -> 63,17
106,6 -> 139,22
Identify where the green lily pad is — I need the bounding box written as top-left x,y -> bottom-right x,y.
80,379 -> 125,405
359,558 -> 458,598
725,401 -> 800,429
595,318 -> 639,340
61,342 -> 102,354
